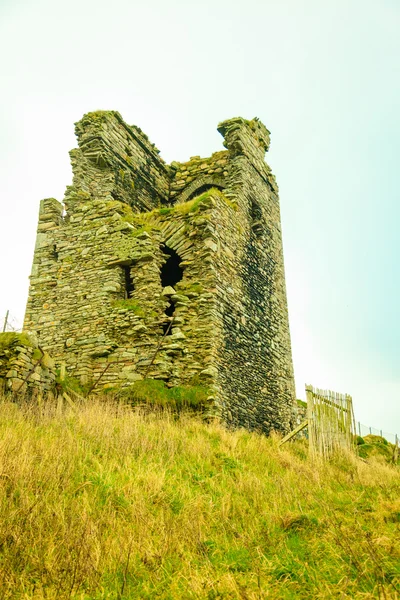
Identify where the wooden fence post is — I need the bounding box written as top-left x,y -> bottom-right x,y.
2,310 -> 9,333
305,385 -> 315,455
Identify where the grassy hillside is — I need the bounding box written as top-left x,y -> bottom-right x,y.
0,396 -> 398,599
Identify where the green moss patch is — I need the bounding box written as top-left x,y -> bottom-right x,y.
174,188 -> 227,215
112,299 -> 145,316
0,333 -> 35,352
121,379 -> 211,413
56,371 -> 90,397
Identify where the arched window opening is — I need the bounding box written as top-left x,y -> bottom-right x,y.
187,183 -> 224,201
160,245 -> 183,335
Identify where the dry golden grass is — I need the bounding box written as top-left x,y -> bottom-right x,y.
0,395 -> 398,599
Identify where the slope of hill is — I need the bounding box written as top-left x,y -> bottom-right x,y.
0,396 -> 398,599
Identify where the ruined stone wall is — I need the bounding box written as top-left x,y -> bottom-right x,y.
68,111 -> 170,212
24,111 -> 296,433
211,118 -> 296,433
0,333 -> 56,396
24,190 -> 224,392
169,151 -> 229,203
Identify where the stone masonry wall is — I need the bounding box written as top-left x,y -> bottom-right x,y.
24,111 -> 297,434
68,111 -> 170,213
169,151 -> 229,203
212,118 -> 296,433
24,191 -> 224,393
0,333 -> 56,396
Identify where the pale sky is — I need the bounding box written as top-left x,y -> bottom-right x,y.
0,0 -> 399,435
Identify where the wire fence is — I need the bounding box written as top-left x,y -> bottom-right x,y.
2,311 -> 23,333
356,422 -> 398,446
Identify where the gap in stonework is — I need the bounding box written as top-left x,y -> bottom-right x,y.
160,245 -> 183,336
123,265 -> 134,298
187,183 -> 223,201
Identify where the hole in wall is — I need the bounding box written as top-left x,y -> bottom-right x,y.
122,265 -> 134,298
250,198 -> 264,238
52,244 -> 59,260
187,183 -> 224,201
161,246 -> 183,288
160,245 -> 183,335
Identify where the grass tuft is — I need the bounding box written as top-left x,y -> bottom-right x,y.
0,332 -> 35,351
112,298 -> 145,316
122,378 -> 211,413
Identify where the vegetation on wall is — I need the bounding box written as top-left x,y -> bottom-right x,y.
111,298 -> 146,316
0,332 -> 34,351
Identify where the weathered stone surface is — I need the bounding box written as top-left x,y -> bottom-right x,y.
23,112 -> 297,434
0,333 -> 57,396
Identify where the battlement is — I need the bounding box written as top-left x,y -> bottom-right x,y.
24,113 -> 296,435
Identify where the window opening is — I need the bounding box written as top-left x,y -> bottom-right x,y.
250,198 -> 263,237
187,183 -> 224,201
122,265 -> 134,298
160,245 -> 183,335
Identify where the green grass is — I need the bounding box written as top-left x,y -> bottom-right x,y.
357,434 -> 399,464
0,332 -> 34,351
296,398 -> 307,409
0,396 -> 398,599
111,299 -> 146,316
123,378 -> 211,412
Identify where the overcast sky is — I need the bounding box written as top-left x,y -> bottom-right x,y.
0,0 -> 399,435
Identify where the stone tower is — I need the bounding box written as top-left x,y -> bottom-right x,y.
24,111 -> 296,434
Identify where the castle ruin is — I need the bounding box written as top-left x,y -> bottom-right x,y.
24,111 -> 296,434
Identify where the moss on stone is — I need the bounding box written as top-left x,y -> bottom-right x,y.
130,224 -> 154,237
112,299 -> 146,316
159,207 -> 173,216
56,371 -> 90,397
32,348 -> 43,361
180,282 -> 204,294
0,333 -> 34,352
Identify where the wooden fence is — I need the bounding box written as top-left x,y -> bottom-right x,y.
306,385 -> 356,457
279,385 -> 356,459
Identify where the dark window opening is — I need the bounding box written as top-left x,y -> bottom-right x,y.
123,265 -> 134,298
160,246 -> 183,288
160,245 -> 183,335
52,244 -> 58,260
250,198 -> 263,237
187,183 -> 224,201
250,198 -> 262,221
